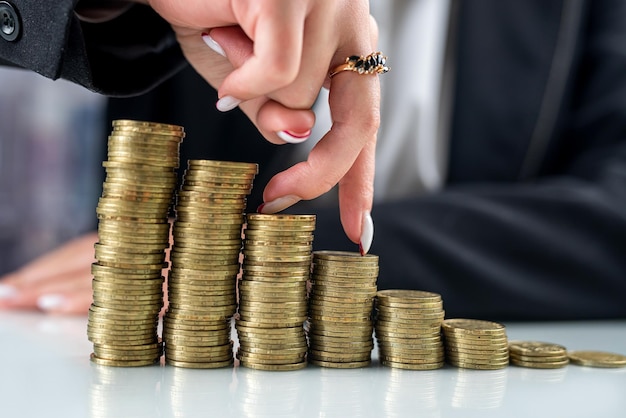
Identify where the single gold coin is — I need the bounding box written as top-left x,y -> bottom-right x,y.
238,360 -> 307,371
90,353 -> 160,367
510,358 -> 569,369
166,359 -> 234,369
309,359 -> 371,369
508,340 -> 567,357
568,350 -> 626,368
442,318 -> 506,335
380,359 -> 444,370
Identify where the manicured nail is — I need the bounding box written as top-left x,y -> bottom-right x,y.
37,294 -> 67,311
276,130 -> 312,144
257,203 -> 265,213
201,32 -> 226,57
258,195 -> 301,214
359,211 -> 374,255
0,284 -> 18,300
216,96 -> 241,112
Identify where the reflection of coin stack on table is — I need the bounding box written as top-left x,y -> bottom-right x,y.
442,318 -> 509,370
374,290 -> 445,370
163,159 -> 258,369
236,214 -> 315,371
307,251 -> 379,368
88,119 -> 184,367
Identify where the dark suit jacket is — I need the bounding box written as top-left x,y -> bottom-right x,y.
2,0 -> 625,320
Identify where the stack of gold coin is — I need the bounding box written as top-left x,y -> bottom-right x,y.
508,340 -> 569,369
236,213 -> 315,371
307,250 -> 379,368
442,318 -> 509,370
163,159 -> 258,369
374,289 -> 445,370
88,119 -> 184,367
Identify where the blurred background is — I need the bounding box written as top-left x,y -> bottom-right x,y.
0,67 -> 106,275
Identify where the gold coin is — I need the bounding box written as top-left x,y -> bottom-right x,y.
446,346 -> 510,357
377,289 -> 441,301
567,350 -> 626,368
165,359 -> 234,369
445,351 -> 509,363
170,266 -> 240,277
442,318 -> 506,335
308,351 -> 370,363
510,358 -> 569,369
508,340 -> 567,356
312,259 -> 379,269
165,310 -> 231,322
94,347 -> 163,359
447,358 -> 509,370
311,283 -> 378,294
509,353 -> 569,363
237,360 -> 307,371
312,250 -> 378,262
112,118 -> 184,130
90,353 -> 160,367
102,159 -> 178,171
243,228 -> 314,238
165,350 -> 233,363
443,336 -> 509,347
237,350 -> 306,363
380,359 -> 444,370
247,213 -> 315,222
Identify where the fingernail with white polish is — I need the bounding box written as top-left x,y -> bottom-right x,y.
201,32 -> 226,57
37,294 -> 67,312
216,96 -> 241,112
258,195 -> 302,214
359,211 -> 374,255
0,284 -> 18,300
276,130 -> 312,144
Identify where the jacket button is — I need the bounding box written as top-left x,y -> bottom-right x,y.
0,1 -> 20,42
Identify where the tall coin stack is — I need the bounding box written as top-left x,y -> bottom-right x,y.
236,214 -> 316,371
374,289 -> 445,370
88,119 -> 184,367
307,251 -> 379,368
442,318 -> 509,370
163,159 -> 258,368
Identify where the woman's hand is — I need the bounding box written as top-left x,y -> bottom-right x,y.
148,0 -> 380,251
0,233 -> 98,315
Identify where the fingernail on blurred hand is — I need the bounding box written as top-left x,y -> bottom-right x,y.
216,96 -> 241,112
276,130 -> 312,144
201,33 -> 226,57
0,284 -> 18,300
258,195 -> 302,213
37,294 -> 67,312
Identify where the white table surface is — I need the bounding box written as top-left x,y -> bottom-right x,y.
1,312 -> 625,418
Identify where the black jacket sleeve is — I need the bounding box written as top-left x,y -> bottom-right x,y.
0,1 -> 186,96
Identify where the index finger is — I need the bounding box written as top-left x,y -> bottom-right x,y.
260,69 -> 381,243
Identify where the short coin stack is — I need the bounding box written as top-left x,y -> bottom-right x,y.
88,119 -> 184,366
508,341 -> 569,369
442,318 -> 509,370
236,214 -> 315,371
307,251 -> 379,368
163,159 -> 258,368
374,289 -> 445,370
